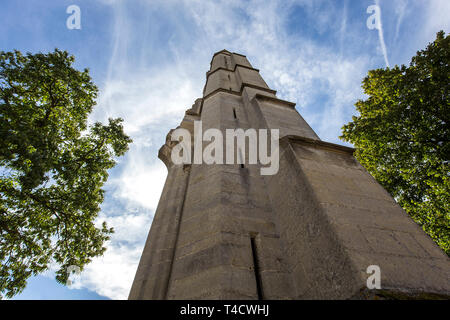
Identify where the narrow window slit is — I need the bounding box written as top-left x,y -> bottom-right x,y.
250,236 -> 263,300
233,108 -> 237,119
239,149 -> 245,169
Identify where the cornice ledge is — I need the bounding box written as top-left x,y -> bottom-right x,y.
253,93 -> 295,109
203,88 -> 242,101
206,64 -> 260,79
232,52 -> 247,58
242,84 -> 276,95
281,135 -> 355,154
203,83 -> 277,101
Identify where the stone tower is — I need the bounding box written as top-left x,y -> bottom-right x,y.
129,50 -> 449,299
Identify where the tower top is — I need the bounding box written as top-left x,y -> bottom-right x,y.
212,49 -> 231,56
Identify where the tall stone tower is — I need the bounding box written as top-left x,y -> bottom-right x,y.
129,50 -> 449,299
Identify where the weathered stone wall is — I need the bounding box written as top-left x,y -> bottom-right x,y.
129,50 -> 450,300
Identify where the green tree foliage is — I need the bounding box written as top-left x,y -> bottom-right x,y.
341,31 -> 449,255
0,49 -> 132,298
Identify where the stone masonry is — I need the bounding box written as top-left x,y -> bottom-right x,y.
129,50 -> 450,299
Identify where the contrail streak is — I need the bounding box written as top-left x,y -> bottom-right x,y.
375,0 -> 390,67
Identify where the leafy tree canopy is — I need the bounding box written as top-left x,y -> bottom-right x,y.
0,49 -> 132,298
341,31 -> 449,255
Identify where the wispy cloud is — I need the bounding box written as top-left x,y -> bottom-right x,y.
375,0 -> 390,68
422,0 -> 450,41
394,0 -> 408,43
339,0 -> 348,57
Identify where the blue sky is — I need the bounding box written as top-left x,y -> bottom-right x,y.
2,0 -> 449,299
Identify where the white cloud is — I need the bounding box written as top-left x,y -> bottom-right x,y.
111,156 -> 167,211
93,72 -> 197,135
72,243 -> 144,300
